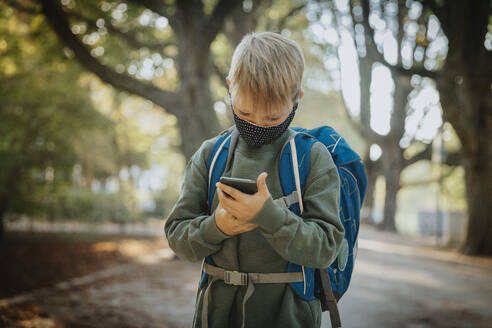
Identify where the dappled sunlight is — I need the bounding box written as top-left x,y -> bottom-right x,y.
0,304 -> 60,328
90,240 -> 152,258
136,248 -> 175,264
90,238 -> 172,265
91,241 -> 119,252
118,240 -> 153,257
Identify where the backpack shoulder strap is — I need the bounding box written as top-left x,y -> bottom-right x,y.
279,129 -> 318,300
278,128 -> 317,215
206,126 -> 239,212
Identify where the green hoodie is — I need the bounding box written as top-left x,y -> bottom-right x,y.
165,127 -> 344,328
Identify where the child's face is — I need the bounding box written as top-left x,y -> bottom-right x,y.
226,78 -> 304,127
232,98 -> 293,127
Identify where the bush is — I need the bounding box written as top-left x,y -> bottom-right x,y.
41,186 -> 143,223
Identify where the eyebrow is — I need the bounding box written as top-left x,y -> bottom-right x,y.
238,109 -> 250,115
238,109 -> 283,119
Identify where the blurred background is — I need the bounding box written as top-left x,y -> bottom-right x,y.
0,0 -> 491,327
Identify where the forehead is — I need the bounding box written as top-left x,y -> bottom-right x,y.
232,91 -> 289,116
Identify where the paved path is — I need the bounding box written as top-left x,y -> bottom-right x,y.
3,227 -> 491,328
334,229 -> 492,328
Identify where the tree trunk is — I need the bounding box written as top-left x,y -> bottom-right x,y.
176,53 -> 222,160
173,4 -> 225,161
379,148 -> 402,232
421,0 -> 492,255
0,191 -> 10,242
444,80 -> 492,255
437,64 -> 492,255
377,74 -> 411,232
0,212 -> 4,242
361,152 -> 379,224
461,151 -> 492,255
38,0 -> 236,163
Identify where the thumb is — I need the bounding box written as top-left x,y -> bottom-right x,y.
257,172 -> 269,195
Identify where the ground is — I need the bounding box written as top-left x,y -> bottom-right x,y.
0,225 -> 491,328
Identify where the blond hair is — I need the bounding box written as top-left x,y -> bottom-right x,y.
228,31 -> 304,115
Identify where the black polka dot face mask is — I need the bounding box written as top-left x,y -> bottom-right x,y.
230,97 -> 298,148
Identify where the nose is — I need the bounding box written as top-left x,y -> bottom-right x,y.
249,118 -> 271,127
244,114 -> 264,127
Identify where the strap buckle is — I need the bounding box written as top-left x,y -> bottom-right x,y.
224,270 -> 248,286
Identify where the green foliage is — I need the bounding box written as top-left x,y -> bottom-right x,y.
0,6 -> 153,224
0,7 -> 108,215
41,185 -> 142,223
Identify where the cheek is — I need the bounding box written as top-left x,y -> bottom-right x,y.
240,115 -> 264,126
235,110 -> 288,127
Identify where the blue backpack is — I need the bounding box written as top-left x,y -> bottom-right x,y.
200,126 -> 367,327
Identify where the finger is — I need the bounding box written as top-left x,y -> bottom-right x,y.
216,186 -> 230,203
216,182 -> 244,200
217,189 -> 239,215
216,187 -> 225,204
256,172 -> 269,195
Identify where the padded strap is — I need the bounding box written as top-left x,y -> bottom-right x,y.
208,134 -> 231,192
289,138 -> 304,214
320,269 -> 342,328
226,127 -> 240,172
274,191 -> 300,209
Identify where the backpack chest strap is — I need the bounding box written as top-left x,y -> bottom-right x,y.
201,262 -> 304,328
203,262 -> 304,285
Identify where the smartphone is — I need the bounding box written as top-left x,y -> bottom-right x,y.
219,177 -> 258,195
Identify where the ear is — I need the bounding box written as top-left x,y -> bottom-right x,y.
299,89 -> 304,99
226,77 -> 231,87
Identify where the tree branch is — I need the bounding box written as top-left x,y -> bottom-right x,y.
211,60 -> 228,90
67,11 -> 173,53
275,3 -> 307,31
2,0 -> 40,14
360,0 -> 438,79
38,0 -> 181,115
402,143 -> 462,169
126,0 -> 177,29
442,150 -> 461,166
340,98 -> 385,145
420,0 -> 450,38
403,142 -> 433,168
401,165 -> 457,188
224,0 -> 266,47
200,0 -> 242,50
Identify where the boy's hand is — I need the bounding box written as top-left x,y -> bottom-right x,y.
214,202 -> 258,236
216,172 -> 270,223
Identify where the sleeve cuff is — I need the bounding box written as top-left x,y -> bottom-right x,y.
200,213 -> 233,244
250,196 -> 288,234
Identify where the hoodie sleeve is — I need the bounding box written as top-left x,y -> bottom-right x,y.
164,136 -> 233,263
250,141 -> 345,268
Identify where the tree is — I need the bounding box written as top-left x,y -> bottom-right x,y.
316,0 -> 448,231
0,5 -> 113,238
1,0 -> 250,160
326,0 -> 490,254
3,0 -> 313,161
421,0 -> 492,255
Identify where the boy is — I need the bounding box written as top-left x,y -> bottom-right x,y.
165,32 -> 344,328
